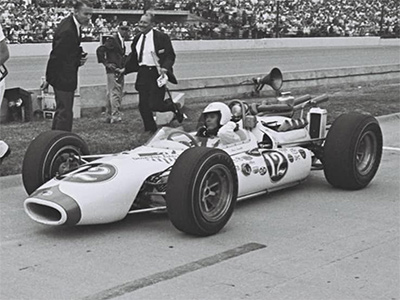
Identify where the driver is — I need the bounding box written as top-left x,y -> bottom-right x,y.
196,102 -> 241,147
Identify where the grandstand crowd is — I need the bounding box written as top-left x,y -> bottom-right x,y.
1,0 -> 399,43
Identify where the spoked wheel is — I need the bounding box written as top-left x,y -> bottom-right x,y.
198,164 -> 234,223
323,113 -> 382,190
22,130 -> 89,195
355,130 -> 379,176
166,147 -> 238,236
47,145 -> 84,177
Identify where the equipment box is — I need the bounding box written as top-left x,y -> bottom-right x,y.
43,110 -> 56,119
0,87 -> 33,123
38,93 -> 81,119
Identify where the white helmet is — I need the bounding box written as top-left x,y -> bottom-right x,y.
202,102 -> 232,126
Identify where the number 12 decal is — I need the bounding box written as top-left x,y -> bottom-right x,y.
261,151 -> 288,182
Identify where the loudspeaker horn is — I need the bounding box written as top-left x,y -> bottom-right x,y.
253,67 -> 283,92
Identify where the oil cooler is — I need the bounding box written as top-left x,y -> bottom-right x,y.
308,107 -> 327,139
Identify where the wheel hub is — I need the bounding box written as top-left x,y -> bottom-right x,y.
356,131 -> 377,176
199,164 -> 233,222
49,146 -> 82,178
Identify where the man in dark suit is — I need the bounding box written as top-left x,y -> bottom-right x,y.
43,0 -> 93,131
96,21 -> 130,123
124,13 -> 183,133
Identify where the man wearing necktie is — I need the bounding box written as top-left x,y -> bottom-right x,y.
124,13 -> 183,133
42,0 -> 92,132
96,21 -> 130,123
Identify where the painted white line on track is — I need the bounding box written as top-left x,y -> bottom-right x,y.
383,146 -> 400,152
82,243 -> 266,300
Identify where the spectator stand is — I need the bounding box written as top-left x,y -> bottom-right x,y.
0,0 -> 398,43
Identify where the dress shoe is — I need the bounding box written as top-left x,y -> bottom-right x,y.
175,111 -> 184,123
110,115 -> 122,124
173,104 -> 184,123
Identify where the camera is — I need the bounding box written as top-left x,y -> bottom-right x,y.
79,46 -> 87,58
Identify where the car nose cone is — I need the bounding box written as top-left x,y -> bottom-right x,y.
24,186 -> 81,226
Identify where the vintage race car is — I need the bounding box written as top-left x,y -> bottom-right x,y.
21,90 -> 383,236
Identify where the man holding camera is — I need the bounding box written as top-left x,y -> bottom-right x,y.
43,0 -> 93,131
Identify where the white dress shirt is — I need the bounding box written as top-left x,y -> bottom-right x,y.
117,32 -> 125,54
0,24 -> 5,41
136,29 -> 156,66
72,15 -> 81,37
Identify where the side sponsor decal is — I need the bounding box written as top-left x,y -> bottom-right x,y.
288,148 -> 306,161
246,148 -> 261,157
252,166 -> 259,174
299,149 -> 307,159
241,163 -> 252,176
133,152 -> 178,164
259,167 -> 267,175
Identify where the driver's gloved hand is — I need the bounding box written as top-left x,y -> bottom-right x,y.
196,127 -> 207,137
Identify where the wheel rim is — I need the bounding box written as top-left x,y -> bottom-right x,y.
198,164 -> 233,222
355,130 -> 378,176
45,146 -> 82,180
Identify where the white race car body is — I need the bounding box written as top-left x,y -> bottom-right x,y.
22,67 -> 383,236
24,115 -> 313,226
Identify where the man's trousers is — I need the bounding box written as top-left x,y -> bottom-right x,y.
135,66 -> 175,132
106,73 -> 124,117
52,88 -> 74,132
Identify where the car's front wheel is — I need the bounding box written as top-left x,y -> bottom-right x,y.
166,147 -> 238,236
22,130 -> 90,195
323,113 -> 382,190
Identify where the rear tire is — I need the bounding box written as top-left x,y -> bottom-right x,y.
166,147 -> 238,236
22,130 -> 89,195
323,113 -> 382,190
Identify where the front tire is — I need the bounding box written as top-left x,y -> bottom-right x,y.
22,130 -> 89,195
166,148 -> 238,236
323,113 -> 382,190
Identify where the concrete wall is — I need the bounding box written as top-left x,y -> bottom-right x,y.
12,37 -> 398,115
27,63 -> 400,115
8,37 -> 399,57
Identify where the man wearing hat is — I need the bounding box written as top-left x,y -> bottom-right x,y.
96,21 -> 130,123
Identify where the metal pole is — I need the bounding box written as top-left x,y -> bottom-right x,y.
379,1 -> 385,36
276,0 -> 280,38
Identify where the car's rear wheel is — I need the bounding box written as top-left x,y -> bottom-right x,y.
166,147 -> 238,236
323,113 -> 382,190
22,130 -> 89,195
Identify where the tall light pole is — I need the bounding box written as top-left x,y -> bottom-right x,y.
144,0 -> 151,13
275,0 -> 281,38
379,1 -> 385,36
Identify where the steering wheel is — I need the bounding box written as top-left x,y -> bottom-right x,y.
167,131 -> 199,147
